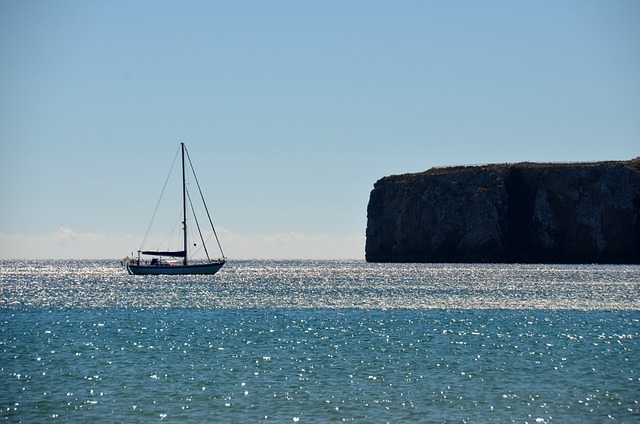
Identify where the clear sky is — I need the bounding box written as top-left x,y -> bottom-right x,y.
1,0 -> 639,260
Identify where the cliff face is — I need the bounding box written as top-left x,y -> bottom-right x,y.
365,159 -> 640,263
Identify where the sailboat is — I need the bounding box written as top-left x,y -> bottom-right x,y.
126,143 -> 226,275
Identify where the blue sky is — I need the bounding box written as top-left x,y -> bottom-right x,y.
1,0 -> 639,259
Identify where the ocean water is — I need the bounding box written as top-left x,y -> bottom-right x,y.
1,260 -> 638,422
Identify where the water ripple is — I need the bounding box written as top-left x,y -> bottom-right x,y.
1,309 -> 638,422
1,260 -> 638,310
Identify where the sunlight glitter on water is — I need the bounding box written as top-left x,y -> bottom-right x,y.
1,308 -> 638,422
1,259 -> 639,310
1,260 -> 638,422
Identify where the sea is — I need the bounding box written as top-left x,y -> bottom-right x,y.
1,260 -> 638,423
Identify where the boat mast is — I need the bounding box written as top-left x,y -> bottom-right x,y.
181,142 -> 188,266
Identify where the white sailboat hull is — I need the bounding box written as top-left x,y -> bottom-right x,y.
127,261 -> 225,276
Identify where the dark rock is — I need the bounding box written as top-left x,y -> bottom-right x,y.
365,158 -> 640,263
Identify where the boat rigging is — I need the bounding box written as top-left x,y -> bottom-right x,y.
126,143 -> 226,275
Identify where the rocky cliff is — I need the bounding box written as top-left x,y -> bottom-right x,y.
365,159 -> 640,263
